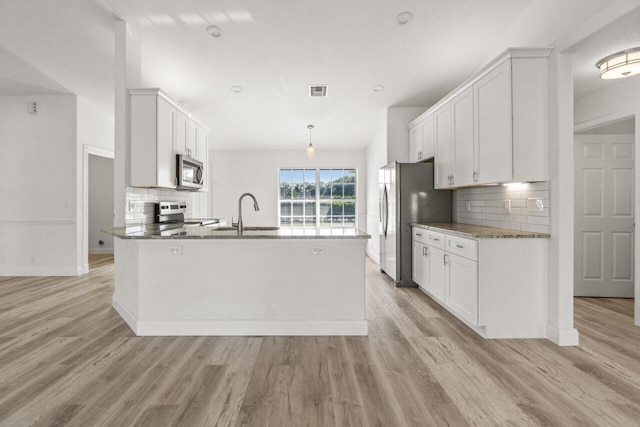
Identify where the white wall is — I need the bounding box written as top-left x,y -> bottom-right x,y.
88,155 -> 114,253
365,113 -> 387,262
210,149 -> 366,229
575,77 -> 640,327
364,107 -> 427,262
0,94 -> 82,275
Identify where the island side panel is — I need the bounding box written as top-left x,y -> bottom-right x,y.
478,238 -> 547,338
112,238 -> 140,333
114,238 -> 367,336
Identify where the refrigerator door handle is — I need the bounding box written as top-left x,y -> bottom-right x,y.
382,185 -> 389,238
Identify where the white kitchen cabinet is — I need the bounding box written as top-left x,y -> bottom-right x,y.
129,89 -> 210,191
407,48 -> 550,188
434,106 -> 453,189
412,240 -> 427,287
409,124 -> 423,163
451,88 -> 474,187
473,60 -> 513,185
129,93 -> 177,189
445,252 -> 478,326
409,116 -> 435,163
412,225 -> 547,339
175,110 -> 189,156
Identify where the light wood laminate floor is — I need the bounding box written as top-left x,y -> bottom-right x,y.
0,255 -> 639,426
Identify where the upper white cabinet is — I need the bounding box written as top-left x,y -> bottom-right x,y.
408,48 -> 551,188
129,89 -> 210,190
129,94 -> 177,189
473,60 -> 512,185
409,116 -> 435,163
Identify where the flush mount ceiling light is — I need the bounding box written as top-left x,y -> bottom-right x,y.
372,84 -> 384,93
306,124 -> 316,159
231,85 -> 242,93
206,25 -> 223,38
396,11 -> 413,25
596,47 -> 640,79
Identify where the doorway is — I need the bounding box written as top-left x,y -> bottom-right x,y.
574,117 -> 636,298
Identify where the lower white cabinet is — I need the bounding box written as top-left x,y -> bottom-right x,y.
445,252 -> 478,326
412,226 -> 547,339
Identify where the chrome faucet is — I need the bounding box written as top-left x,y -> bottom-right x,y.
234,193 -> 260,234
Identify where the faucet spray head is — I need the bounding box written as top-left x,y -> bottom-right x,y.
254,201 -> 260,211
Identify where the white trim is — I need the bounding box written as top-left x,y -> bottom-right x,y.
0,220 -> 75,224
87,145 -> 114,159
574,110 -> 640,328
89,248 -> 114,254
112,296 -> 367,336
546,324 -> 580,346
0,266 -> 85,276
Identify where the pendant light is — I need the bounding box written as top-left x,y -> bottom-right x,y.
306,124 -> 316,159
596,47 -> 640,79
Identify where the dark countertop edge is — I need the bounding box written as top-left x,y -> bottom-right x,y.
411,222 -> 550,239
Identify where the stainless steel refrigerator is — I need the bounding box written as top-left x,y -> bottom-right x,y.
379,161 -> 452,287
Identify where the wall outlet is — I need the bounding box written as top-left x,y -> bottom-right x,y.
27,101 -> 37,114
503,200 -> 511,213
168,245 -> 183,255
312,247 -> 325,255
527,198 -> 544,212
128,201 -> 136,212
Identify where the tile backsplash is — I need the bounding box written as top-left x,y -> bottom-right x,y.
453,182 -> 550,234
125,187 -> 208,224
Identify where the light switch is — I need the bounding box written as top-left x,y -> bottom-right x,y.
503,200 -> 511,213
169,245 -> 183,255
312,247 -> 325,255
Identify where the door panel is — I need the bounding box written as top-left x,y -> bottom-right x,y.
452,88 -> 474,187
434,106 -> 452,189
427,246 -> 446,302
412,241 -> 426,287
574,134 -> 635,297
445,253 -> 478,325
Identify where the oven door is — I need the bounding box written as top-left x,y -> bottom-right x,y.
177,155 -> 204,190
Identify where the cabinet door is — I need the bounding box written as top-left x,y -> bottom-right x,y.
196,125 -> 208,191
434,106 -> 453,189
422,116 -> 435,159
473,59 -> 513,185
452,88 -> 474,187
427,246 -> 446,302
412,240 -> 427,287
156,97 -> 177,188
409,124 -> 423,163
187,120 -> 197,157
445,253 -> 478,326
175,111 -> 189,156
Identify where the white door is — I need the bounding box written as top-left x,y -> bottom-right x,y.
422,115 -> 435,159
427,246 -> 446,302
574,134 -> 635,297
409,124 -> 423,162
434,106 -> 453,189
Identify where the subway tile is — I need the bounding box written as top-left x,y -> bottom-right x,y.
528,216 -> 550,225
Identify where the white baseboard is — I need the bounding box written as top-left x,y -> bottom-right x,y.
546,324 -> 580,346
112,295 -> 367,336
0,266 -> 83,276
366,249 -> 379,265
89,248 -> 114,254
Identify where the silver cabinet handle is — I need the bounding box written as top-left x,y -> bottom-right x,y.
455,244 -> 464,249
430,236 -> 440,242
473,171 -> 478,182
418,151 -> 422,159
444,254 -> 449,265
416,233 -> 423,236
451,175 -> 454,186
426,247 -> 429,257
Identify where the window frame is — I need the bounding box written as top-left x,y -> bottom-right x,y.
278,167 -> 358,230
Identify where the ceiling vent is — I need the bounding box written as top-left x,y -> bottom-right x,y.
309,85 -> 328,97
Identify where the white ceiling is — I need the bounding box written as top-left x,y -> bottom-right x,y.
577,117 -> 635,134
1,0 -> 633,150
570,6 -> 640,100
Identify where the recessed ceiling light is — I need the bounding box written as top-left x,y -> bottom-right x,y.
372,85 -> 384,93
396,12 -> 413,25
231,85 -> 242,93
206,25 -> 223,38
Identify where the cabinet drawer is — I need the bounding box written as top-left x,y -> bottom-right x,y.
445,235 -> 477,261
412,227 -> 428,244
426,231 -> 445,250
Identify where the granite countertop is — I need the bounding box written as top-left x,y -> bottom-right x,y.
411,222 -> 550,239
103,224 -> 371,240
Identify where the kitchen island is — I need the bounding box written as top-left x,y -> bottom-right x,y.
104,225 -> 370,336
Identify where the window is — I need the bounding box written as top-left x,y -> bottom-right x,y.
279,168 -> 356,228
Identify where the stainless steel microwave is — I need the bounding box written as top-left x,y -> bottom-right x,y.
176,154 -> 204,191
